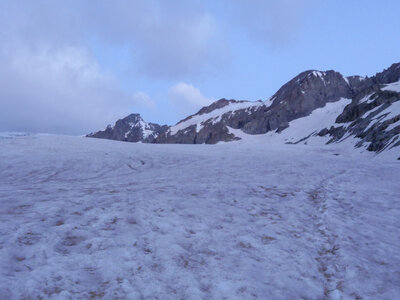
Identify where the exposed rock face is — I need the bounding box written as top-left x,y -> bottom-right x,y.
288,63 -> 400,153
87,114 -> 168,143
310,63 -> 400,152
155,99 -> 262,144
156,70 -> 364,144
87,62 -> 400,156
321,87 -> 400,152
242,70 -> 355,134
373,63 -> 400,84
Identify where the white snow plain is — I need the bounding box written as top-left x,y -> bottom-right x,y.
0,134 -> 399,299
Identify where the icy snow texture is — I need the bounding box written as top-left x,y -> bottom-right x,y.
0,135 -> 399,299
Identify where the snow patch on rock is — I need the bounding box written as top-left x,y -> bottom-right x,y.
170,101 -> 264,135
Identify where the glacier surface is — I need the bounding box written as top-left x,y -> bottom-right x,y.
0,134 -> 399,299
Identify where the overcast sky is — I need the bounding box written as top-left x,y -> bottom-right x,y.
0,0 -> 399,134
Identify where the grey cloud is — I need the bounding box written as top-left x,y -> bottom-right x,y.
0,0 -> 227,133
0,46 -> 136,135
0,0 -> 313,134
0,0 -> 313,79
0,0 -> 226,79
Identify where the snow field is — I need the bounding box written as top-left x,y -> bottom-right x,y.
0,135 -> 399,299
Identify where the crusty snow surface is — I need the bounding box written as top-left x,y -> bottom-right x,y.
0,135 -> 399,299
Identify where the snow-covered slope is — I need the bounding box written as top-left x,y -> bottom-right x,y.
383,79 -> 400,93
169,100 -> 265,135
156,69 -> 356,144
155,99 -> 268,144
87,63 -> 400,157
226,90 -> 400,159
87,114 -> 167,143
1,134 -> 399,299
154,63 -> 399,147
228,98 -> 352,145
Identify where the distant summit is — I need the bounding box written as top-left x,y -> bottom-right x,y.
87,113 -> 168,143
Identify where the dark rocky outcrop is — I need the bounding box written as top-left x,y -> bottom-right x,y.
319,89 -> 400,152
155,99 -> 260,144
87,114 -> 168,143
242,70 -> 354,134
308,63 -> 400,153
373,63 -> 400,84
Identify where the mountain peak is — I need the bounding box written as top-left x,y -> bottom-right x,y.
87,62 -> 400,156
124,113 -> 143,122
87,114 -> 167,143
293,69 -> 339,84
267,69 -> 351,109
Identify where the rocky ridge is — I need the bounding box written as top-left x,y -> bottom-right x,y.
87,63 -> 400,156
